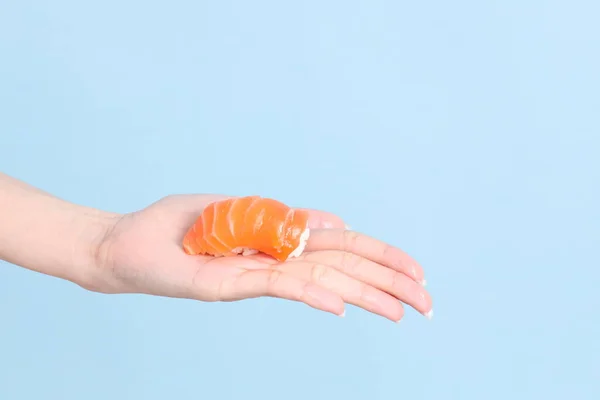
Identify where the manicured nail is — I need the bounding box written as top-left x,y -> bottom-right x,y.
420,279 -> 427,287
344,224 -> 352,230
424,309 -> 433,320
339,310 -> 346,317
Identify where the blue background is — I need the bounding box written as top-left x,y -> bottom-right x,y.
1,1 -> 599,399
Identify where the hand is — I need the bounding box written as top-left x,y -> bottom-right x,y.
93,194 -> 433,322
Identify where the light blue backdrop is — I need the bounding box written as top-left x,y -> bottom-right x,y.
1,1 -> 598,399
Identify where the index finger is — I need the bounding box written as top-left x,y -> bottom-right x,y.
305,229 -> 426,285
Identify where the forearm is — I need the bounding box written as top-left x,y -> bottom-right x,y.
0,172 -> 119,288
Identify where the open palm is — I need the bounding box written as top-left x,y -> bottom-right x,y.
96,194 -> 432,322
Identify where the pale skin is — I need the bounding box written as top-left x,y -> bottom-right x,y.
0,172 -> 433,322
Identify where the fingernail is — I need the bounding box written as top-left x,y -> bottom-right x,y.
420,279 -> 427,287
344,224 -> 352,230
339,310 -> 346,317
424,309 -> 433,320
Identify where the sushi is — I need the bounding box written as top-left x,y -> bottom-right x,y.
182,195 -> 310,262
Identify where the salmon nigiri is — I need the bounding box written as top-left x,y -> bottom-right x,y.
182,196 -> 310,262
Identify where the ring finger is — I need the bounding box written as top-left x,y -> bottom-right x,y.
306,229 -> 426,285
301,250 -> 433,318
278,260 -> 404,322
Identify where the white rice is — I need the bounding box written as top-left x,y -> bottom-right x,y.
287,226 -> 310,259
230,247 -> 259,256
229,226 -> 310,261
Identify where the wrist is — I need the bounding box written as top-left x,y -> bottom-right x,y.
73,207 -> 123,292
0,172 -> 122,291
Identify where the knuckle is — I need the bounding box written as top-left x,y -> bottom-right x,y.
299,281 -> 313,303
390,271 -> 402,294
358,282 -> 371,302
309,263 -> 330,284
341,230 -> 361,252
381,243 -> 396,262
340,251 -> 362,274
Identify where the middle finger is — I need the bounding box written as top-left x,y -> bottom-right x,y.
306,229 -> 427,286
301,250 -> 433,318
278,260 -> 404,322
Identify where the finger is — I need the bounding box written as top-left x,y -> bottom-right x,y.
306,229 -> 426,285
298,209 -> 348,230
172,196 -> 348,231
222,269 -> 346,317
279,261 -> 404,322
301,251 -> 432,318
173,196 -> 348,229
